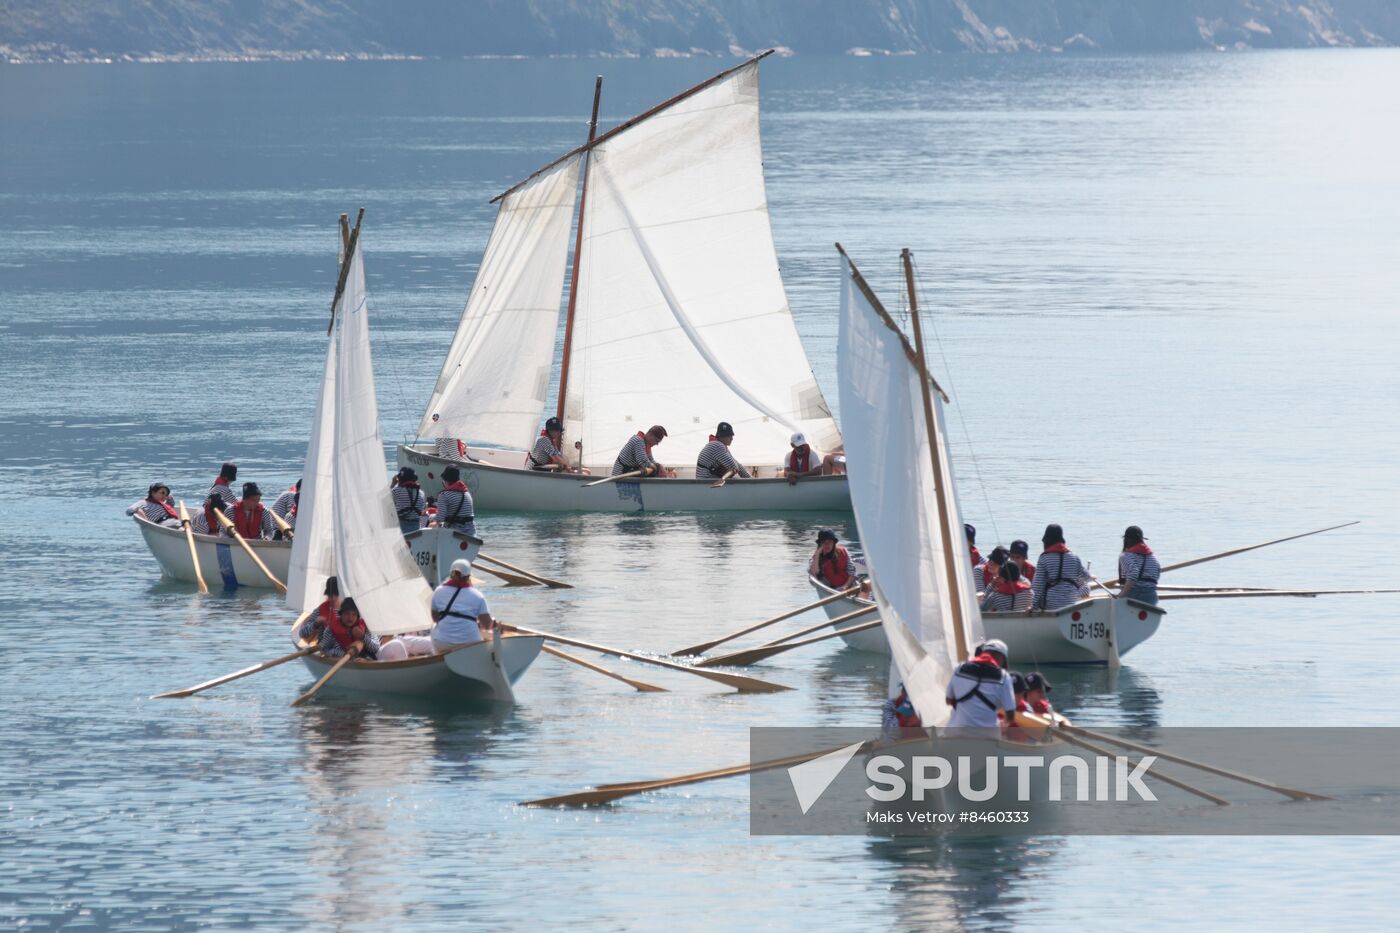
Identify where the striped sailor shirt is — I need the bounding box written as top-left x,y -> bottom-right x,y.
611,434 -> 657,476
315,625 -> 381,659
1118,550 -> 1161,586
528,435 -> 562,471
1031,549 -> 1091,610
126,499 -> 182,526
694,440 -> 750,480
271,488 -> 298,518
391,484 -> 427,523
207,480 -> 237,509
436,487 -> 475,527
435,437 -> 467,462
980,587 -> 1034,612
190,507 -> 223,535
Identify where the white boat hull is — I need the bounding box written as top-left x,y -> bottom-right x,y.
809,576 -> 1164,665
404,527 -> 483,586
297,634 -> 544,703
134,515 -> 291,589
397,444 -> 851,513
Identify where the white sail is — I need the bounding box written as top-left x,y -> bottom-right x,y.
417,155 -> 582,448
285,320 -> 338,613
335,243 -> 435,637
564,61 -> 840,470
836,254 -> 984,726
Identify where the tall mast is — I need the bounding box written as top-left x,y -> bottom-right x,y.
902,248 -> 969,661
555,76 -> 602,433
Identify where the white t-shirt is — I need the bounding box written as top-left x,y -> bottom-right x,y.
945,664 -> 1016,729
787,447 -> 822,473
431,583 -> 488,645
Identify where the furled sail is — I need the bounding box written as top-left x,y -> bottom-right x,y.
335,242 -> 435,636
836,253 -> 984,726
285,316 -> 338,614
418,156 -> 582,449
564,60 -> 840,469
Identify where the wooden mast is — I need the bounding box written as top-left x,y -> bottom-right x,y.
555,75 -> 602,442
327,208 -> 364,335
902,248 -> 970,662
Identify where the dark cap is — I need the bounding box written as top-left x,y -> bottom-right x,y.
816,528 -> 838,543
219,462 -> 238,480
323,576 -> 340,597
397,466 -> 418,483
715,421 -> 734,437
1024,672 -> 1053,694
1011,672 -> 1028,694
242,482 -> 261,498
1042,523 -> 1065,546
999,560 -> 1022,583
1123,525 -> 1146,544
647,424 -> 668,439
989,546 -> 1009,565
545,416 -> 563,432
147,482 -> 170,497
441,465 -> 460,483
1009,539 -> 1029,556
963,523 -> 976,542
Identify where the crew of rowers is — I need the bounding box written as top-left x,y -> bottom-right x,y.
296,560 -> 496,662
810,523 -> 1161,609
882,638 -> 1056,735
127,463 -> 299,540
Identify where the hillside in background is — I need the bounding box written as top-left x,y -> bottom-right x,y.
4,0 -> 1399,62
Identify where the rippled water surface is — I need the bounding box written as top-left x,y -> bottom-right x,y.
3,51 -> 1400,930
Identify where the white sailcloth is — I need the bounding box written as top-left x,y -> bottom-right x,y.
285,321 -> 338,613
334,243 -> 435,637
564,61 -> 841,469
836,255 -> 985,727
417,155 -> 582,449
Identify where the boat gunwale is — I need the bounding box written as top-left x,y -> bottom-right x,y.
293,629 -> 544,672
133,512 -> 291,550
805,573 -> 1165,619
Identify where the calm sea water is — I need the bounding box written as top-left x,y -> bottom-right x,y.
3,51 -> 1400,930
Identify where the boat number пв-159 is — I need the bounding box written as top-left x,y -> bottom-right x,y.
1069,621 -> 1107,641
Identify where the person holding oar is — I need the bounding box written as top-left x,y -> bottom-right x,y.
694,421 -> 750,481
434,465 -> 476,536
296,577 -> 342,645
529,417 -> 588,474
271,479 -> 299,522
430,559 -> 492,653
311,597 -> 379,660
126,482 -> 182,527
192,491 -> 229,535
1116,525 -> 1161,605
227,482 -> 277,540
611,424 -> 673,478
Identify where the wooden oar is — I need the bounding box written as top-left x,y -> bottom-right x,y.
698,618 -> 883,667
758,605 -> 878,648
212,509 -> 288,592
176,501 -> 209,593
710,470 -> 737,488
582,469 -> 643,488
270,510 -> 294,540
673,584 -> 862,656
499,624 -> 790,693
1027,715 -> 1330,802
290,642 -> 361,707
476,552 -> 573,589
1103,521 -> 1359,587
541,644 -> 668,692
1158,588 -> 1400,600
472,563 -> 541,587
1019,714 -> 1229,806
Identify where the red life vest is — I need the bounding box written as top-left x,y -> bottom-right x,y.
992,579 -> 1031,597
327,611 -> 366,651
818,546 -> 852,588
1031,698 -> 1052,715
148,497 -> 178,520
1017,558 -> 1036,582
981,561 -> 1002,590
203,499 -> 223,534
893,689 -> 921,727
457,439 -> 468,459
636,431 -> 654,458
788,445 -> 812,475
232,500 -> 265,538
969,545 -> 982,571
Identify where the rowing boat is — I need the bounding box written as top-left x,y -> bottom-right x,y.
397,52 -> 848,513
405,526 -> 483,586
133,513 -> 290,589
807,574 -> 1165,666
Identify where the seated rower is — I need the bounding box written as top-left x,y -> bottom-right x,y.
192,493 -> 228,535
1009,539 -> 1036,583
980,560 -> 1033,612
282,491 -> 299,530
528,417 -> 588,474
611,424 -> 673,478
945,638 -> 1017,730
695,421 -> 750,481
435,466 -> 476,536
1023,672 -> 1054,717
978,545 -> 1009,593
297,576 -> 341,645
271,479 -> 299,520
315,596 -> 381,660
433,428 -> 471,463
430,559 -> 494,653
207,462 -> 239,510
1117,525 -> 1161,605
126,482 -> 182,527
390,466 -> 428,536
881,683 -> 922,734
1031,524 -> 1091,611
228,482 -> 277,540
809,528 -> 854,589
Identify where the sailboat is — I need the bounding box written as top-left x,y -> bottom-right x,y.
396,51 -> 849,513
288,215 -> 542,703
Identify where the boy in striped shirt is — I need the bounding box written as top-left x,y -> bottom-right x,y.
694,421 -> 750,480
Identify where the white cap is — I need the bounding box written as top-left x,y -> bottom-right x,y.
979,638 -> 1009,659
790,432 -> 807,446
450,558 -> 473,576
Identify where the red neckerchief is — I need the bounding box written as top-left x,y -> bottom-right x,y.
1126,543 -> 1153,556
318,600 -> 336,625
1032,698 -> 1052,715
993,579 -> 1031,596
443,577 -> 473,589
972,652 -> 1002,669
148,497 -> 178,520
1016,698 -> 1030,713
636,431 -> 654,458
442,480 -> 467,492
1044,543 -> 1070,554
788,445 -> 810,474
213,477 -> 229,487
970,546 -> 983,568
